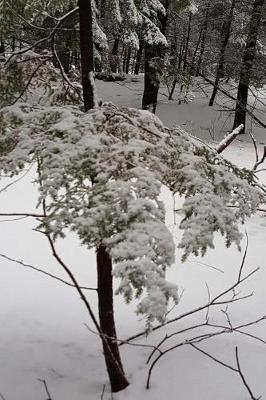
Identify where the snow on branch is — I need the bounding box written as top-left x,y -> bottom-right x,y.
0,102 -> 263,324
216,124 -> 244,154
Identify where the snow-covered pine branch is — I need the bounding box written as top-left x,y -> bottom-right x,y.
0,103 -> 263,323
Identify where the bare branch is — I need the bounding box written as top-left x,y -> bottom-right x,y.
100,384 -> 106,400
84,323 -> 158,352
188,345 -> 261,400
189,342 -> 238,372
0,164 -> 34,195
11,57 -> 52,105
38,379 -> 52,400
5,7 -> 79,65
0,212 -> 45,218
0,253 -> 97,291
0,392 -> 7,400
125,267 -> 259,343
238,232 -> 248,282
254,146 -> 266,171
235,347 -> 260,400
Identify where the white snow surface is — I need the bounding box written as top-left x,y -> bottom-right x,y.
1,77 -> 266,400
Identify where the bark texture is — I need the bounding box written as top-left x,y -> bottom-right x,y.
78,0 -> 129,392
96,245 -> 130,392
233,0 -> 265,130
142,0 -> 169,113
209,0 -> 236,106
78,0 -> 95,111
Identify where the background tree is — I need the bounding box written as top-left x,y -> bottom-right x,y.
233,0 -> 265,131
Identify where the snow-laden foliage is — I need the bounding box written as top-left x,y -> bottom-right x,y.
0,103 -> 262,322
103,0 -> 167,49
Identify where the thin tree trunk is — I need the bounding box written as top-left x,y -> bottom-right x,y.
122,48 -> 128,73
142,44 -> 161,112
196,0 -> 211,76
78,0 -> 96,110
169,33 -> 185,100
179,12 -> 192,103
209,0 -> 236,106
110,38 -> 119,73
131,50 -> 137,74
190,26 -> 203,72
142,0 -> 169,112
78,0 -> 129,392
233,0 -> 265,131
134,39 -> 144,75
125,48 -> 131,74
96,245 -> 130,392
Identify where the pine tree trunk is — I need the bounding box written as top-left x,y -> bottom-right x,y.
110,38 -> 119,73
78,0 -> 95,110
196,0 -> 211,76
78,0 -> 129,392
134,40 -> 144,75
96,245 -> 130,392
209,0 -> 236,106
233,0 -> 265,131
125,48 -> 131,74
142,0 -> 169,112
179,12 -> 192,102
190,26 -> 203,76
122,48 -> 128,73
142,44 -> 161,112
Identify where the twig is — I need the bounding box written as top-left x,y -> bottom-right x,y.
5,7 -> 79,65
205,281 -> 211,322
84,323 -> 157,351
38,379 -> 52,400
0,392 -> 7,400
11,57 -> 51,105
238,232 -> 248,282
0,212 -> 45,218
248,131 -> 259,165
190,342 -> 237,371
235,347 -> 260,400
188,345 -> 261,400
253,146 -> 266,171
125,267 -> 259,344
188,260 -> 224,274
100,384 -> 106,400
0,253 -> 97,291
0,164 -> 34,195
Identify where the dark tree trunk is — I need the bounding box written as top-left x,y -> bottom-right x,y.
142,0 -> 169,112
96,245 -> 130,392
233,0 -> 265,131
78,0 -> 129,393
142,44 -> 161,112
110,38 -> 119,73
78,0 -> 96,111
125,48 -> 131,74
196,0 -> 211,76
182,12 -> 192,71
209,0 -> 236,106
122,48 -> 128,73
134,39 -> 144,75
190,26 -> 203,74
179,11 -> 192,102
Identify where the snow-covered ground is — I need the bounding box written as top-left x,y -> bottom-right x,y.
0,77 -> 266,400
